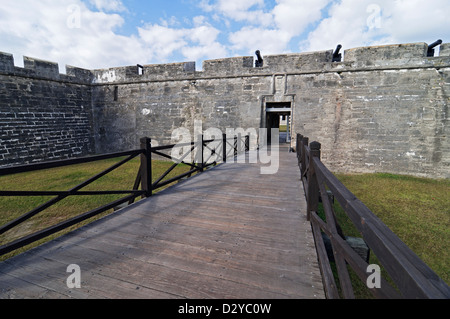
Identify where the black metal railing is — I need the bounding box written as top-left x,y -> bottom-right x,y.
0,133 -> 249,257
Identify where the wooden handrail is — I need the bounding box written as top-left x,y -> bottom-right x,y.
0,134 -> 250,257
296,133 -> 450,299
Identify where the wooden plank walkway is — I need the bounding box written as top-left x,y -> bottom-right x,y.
0,145 -> 325,299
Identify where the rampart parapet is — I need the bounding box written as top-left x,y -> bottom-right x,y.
202,56 -> 254,76
0,52 -> 14,72
0,52 -> 92,83
75,42 -> 450,85
92,61 -> 196,84
2,41 -> 449,85
263,50 -> 333,73
440,43 -> 450,56
23,56 -> 59,78
342,42 -> 450,68
344,43 -> 428,62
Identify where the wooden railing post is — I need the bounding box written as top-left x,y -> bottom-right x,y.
222,133 -> 227,162
296,133 -> 303,168
307,141 -> 320,221
140,137 -> 152,197
234,135 -> 238,157
245,134 -> 249,152
300,136 -> 309,178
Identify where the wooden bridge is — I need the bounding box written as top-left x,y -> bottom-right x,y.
0,142 -> 325,299
1,134 -> 449,299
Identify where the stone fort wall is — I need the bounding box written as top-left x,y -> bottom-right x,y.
1,42 -> 449,178
0,53 -> 94,166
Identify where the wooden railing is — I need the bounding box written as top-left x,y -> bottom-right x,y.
0,134 -> 249,257
296,133 -> 450,299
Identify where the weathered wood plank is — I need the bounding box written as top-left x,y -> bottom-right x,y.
0,145 -> 324,299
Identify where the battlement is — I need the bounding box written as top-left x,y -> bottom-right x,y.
440,43 -> 450,56
344,43 -> 428,62
92,61 -> 196,83
0,52 -> 14,72
88,41 -> 450,84
202,56 -> 254,75
0,52 -> 92,84
1,41 -> 449,85
23,56 -> 59,77
263,50 -> 334,72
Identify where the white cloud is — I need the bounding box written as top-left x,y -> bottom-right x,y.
138,24 -> 189,61
1,0 -> 449,72
0,0 -> 226,70
229,27 -> 292,55
200,0 -> 273,26
381,0 -> 450,43
302,0 -> 372,51
303,0 -> 450,53
181,41 -> 227,62
208,0 -> 330,55
89,0 -> 127,12
138,18 -> 227,63
0,0 -> 147,70
273,0 -> 329,36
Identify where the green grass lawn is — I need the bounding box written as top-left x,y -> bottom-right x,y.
0,157 -> 194,261
321,173 -> 449,298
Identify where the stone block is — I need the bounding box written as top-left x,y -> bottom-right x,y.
322,233 -> 370,263
0,52 -> 14,72
344,43 -> 428,63
23,56 -> 59,78
439,43 -> 450,56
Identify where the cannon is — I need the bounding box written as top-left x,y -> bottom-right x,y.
255,50 -> 264,67
332,44 -> 342,62
427,39 -> 442,57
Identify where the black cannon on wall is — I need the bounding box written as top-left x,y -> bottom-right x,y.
332,44 -> 342,62
427,39 -> 442,57
255,50 -> 264,67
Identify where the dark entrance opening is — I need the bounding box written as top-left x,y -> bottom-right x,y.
265,102 -> 291,145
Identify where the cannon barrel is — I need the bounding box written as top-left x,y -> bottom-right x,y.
255,50 -> 264,67
332,44 -> 342,62
427,39 -> 443,56
429,39 -> 443,49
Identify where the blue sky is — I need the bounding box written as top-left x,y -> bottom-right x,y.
1,0 -> 449,71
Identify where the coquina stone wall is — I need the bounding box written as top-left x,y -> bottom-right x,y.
1,42 -> 449,178
0,53 -> 94,166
